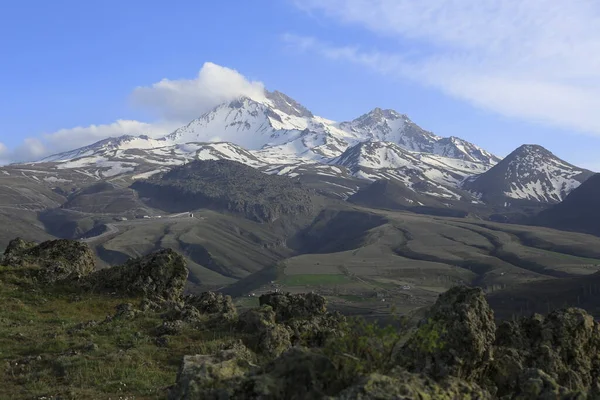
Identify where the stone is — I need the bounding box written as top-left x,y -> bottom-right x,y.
259,291 -> 327,322
2,238 -> 96,283
334,368 -> 493,400
185,292 -> 237,319
168,341 -> 254,400
398,285 -> 496,381
84,249 -> 188,300
491,308 -> 600,397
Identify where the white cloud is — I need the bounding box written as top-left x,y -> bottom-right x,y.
130,62 -> 266,121
290,0 -> 600,136
4,62 -> 266,163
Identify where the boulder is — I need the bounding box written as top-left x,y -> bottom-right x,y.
491,308 -> 600,396
238,305 -> 292,357
185,292 -> 237,319
259,292 -> 327,322
171,346 -> 340,399
256,324 -> 292,358
237,305 -> 276,333
2,237 -> 36,264
287,312 -> 346,347
2,238 -> 95,283
511,369 -> 586,400
113,303 -> 138,320
85,249 -> 188,300
398,285 -> 496,381
333,368 -> 492,400
157,320 -> 185,336
168,341 -> 255,400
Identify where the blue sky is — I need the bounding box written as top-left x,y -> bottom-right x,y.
1,0 -> 599,170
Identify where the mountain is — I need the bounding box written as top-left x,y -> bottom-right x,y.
339,108 -> 500,164
21,88 -> 591,211
26,90 -> 500,196
462,144 -> 593,205
534,173 -> 600,236
333,141 -> 486,201
130,159 -> 324,223
347,179 -> 470,217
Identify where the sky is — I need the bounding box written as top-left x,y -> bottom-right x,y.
1,0 -> 600,170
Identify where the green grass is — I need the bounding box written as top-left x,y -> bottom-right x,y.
0,265 -> 241,399
279,274 -> 351,286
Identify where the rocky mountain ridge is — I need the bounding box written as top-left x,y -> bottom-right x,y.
463,144 -> 593,205
6,89 -> 593,211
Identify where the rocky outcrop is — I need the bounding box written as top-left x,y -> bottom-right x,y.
287,312 -> 347,347
490,308 -> 600,397
85,249 -> 187,300
184,292 -> 237,320
170,347 -> 338,400
238,304 -> 276,333
259,292 -> 327,321
2,238 -> 95,283
168,341 -> 255,400
398,285 -> 496,381
238,305 -> 292,357
238,293 -> 345,357
334,368 -> 492,400
2,237 -> 36,264
166,284 -> 600,399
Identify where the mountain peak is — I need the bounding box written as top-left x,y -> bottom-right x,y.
265,90 -> 313,118
513,144 -> 552,155
359,108 -> 405,122
463,144 -> 593,204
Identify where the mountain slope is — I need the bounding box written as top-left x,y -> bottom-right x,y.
29,90 -> 499,177
462,145 -> 593,204
339,108 -> 499,164
534,173 -> 600,236
130,159 -> 324,223
333,141 -> 485,200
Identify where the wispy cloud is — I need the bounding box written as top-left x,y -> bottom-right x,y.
6,63 -> 266,163
289,0 -> 600,135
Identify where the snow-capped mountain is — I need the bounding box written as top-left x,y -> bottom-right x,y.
463,145 -> 594,204
25,88 -> 592,207
339,108 -> 500,164
333,141 -> 486,200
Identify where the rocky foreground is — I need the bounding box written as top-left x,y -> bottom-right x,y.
1,238 -> 599,399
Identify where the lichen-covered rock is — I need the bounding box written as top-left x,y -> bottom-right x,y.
511,369 -> 585,400
113,303 -> 138,320
287,312 -> 346,347
491,308 -> 600,397
157,320 -> 185,336
235,347 -> 338,399
238,305 -> 292,357
2,238 -> 96,283
168,341 -> 255,400
259,292 -> 327,322
257,324 -> 292,358
2,237 -> 36,265
398,285 -> 496,381
333,368 -> 493,400
238,305 -> 276,333
84,249 -> 188,300
185,292 -> 237,319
